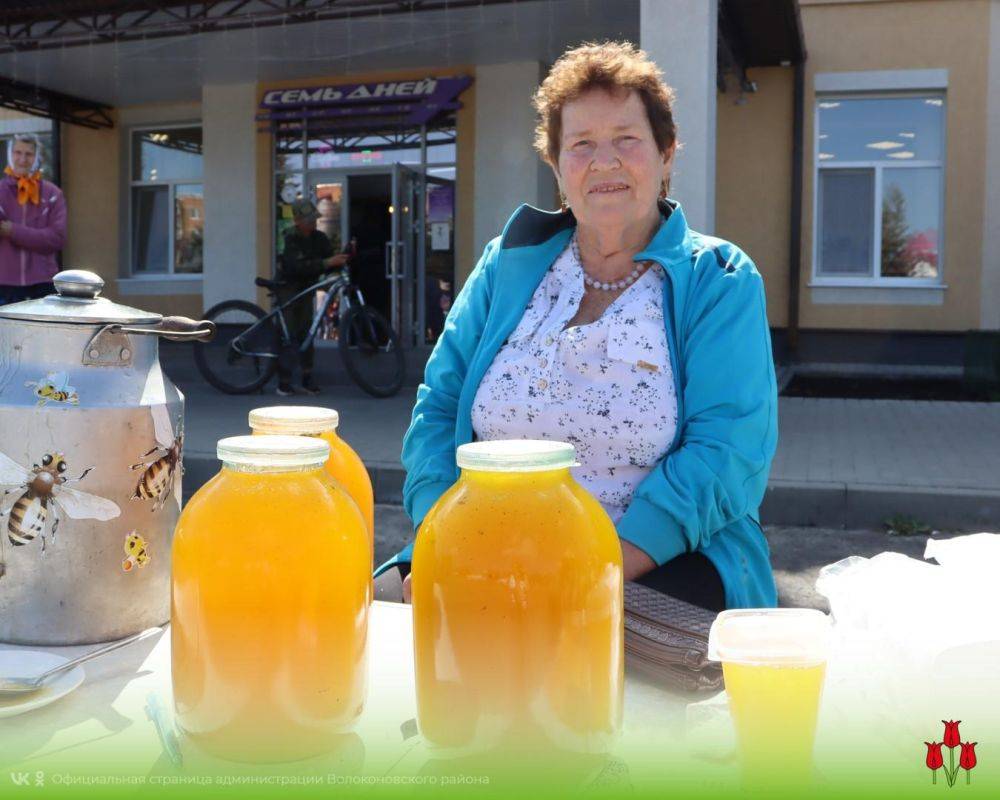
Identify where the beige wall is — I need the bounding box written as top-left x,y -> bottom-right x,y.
51,0 -> 994,334
716,0 -> 991,332
61,120 -> 117,281
61,103 -> 204,319
798,0 -> 991,331
982,0 -> 1000,330
715,66 -> 794,328
255,66 -> 477,302
57,69 -> 474,319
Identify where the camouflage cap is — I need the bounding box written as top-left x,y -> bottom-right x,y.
291,199 -> 319,221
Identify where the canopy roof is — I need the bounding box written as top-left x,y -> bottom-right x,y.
0,1 -> 806,126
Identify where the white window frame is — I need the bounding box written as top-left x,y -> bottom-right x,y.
811,83 -> 947,291
127,122 -> 204,278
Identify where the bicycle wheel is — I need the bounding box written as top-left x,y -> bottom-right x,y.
194,300 -> 279,394
338,305 -> 405,398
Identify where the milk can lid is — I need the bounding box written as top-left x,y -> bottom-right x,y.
0,270 -> 162,324
456,439 -> 579,472
249,406 -> 340,435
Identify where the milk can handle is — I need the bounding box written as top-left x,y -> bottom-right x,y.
112,317 -> 216,342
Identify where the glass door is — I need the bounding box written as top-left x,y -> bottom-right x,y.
304,171 -> 347,254
305,172 -> 347,342
388,166 -> 456,347
275,164 -> 439,348
421,175 -> 456,345
390,164 -> 422,347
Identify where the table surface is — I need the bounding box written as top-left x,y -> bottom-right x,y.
0,602 -> 713,781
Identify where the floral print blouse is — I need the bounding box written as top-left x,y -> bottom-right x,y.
471,239 -> 678,523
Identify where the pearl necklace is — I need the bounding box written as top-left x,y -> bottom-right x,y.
571,233 -> 648,292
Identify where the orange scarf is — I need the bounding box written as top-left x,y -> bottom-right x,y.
4,166 -> 41,205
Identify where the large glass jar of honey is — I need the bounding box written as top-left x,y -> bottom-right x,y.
171,435 -> 370,762
249,406 -> 374,562
412,440 -> 624,757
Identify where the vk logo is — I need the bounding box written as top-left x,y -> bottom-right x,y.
8,772 -> 43,787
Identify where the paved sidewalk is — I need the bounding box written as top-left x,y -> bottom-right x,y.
168,353 -> 1000,532
764,397 -> 1000,529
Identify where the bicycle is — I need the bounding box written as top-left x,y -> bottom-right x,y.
193,266 -> 405,398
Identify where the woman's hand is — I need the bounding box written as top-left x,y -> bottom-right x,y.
402,572 -> 413,604
620,539 -> 655,582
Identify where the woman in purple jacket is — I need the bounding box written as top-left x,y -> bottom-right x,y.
0,134 -> 67,306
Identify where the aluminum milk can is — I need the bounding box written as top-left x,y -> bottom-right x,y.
0,270 -> 213,644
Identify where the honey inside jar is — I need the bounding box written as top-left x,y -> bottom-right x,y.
171,435 -> 370,762
249,405 -> 374,563
412,440 -> 624,757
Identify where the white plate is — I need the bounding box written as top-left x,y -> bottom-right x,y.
0,650 -> 85,718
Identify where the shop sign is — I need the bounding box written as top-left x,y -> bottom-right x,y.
261,77 -> 468,109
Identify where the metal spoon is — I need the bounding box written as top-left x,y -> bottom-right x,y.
0,627 -> 162,696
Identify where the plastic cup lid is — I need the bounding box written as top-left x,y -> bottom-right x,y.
456,439 -> 579,472
248,405 -> 339,435
217,435 -> 329,469
707,608 -> 832,665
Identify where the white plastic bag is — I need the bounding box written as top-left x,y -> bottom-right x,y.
814,533 -> 1000,761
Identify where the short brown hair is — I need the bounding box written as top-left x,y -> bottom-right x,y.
533,41 -> 678,166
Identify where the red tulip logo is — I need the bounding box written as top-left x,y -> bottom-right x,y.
942,720 -> 962,749
927,721 -> 981,788
959,742 -> 977,785
926,742 -> 944,784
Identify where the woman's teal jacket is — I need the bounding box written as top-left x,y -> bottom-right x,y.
377,200 -> 778,609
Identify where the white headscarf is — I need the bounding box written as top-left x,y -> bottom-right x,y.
7,134 -> 42,176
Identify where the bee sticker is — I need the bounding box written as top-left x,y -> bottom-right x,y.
130,408 -> 183,513
0,451 -> 120,579
122,531 -> 150,572
25,372 -> 79,407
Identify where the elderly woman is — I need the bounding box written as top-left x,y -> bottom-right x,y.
0,134 -> 67,306
376,42 -> 778,611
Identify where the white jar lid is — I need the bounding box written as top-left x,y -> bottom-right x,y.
248,406 -> 339,435
456,439 -> 578,473
217,435 -> 329,470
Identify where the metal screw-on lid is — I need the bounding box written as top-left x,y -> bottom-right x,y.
0,269 -> 162,324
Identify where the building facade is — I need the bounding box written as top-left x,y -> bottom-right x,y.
715,0 -> 999,368
0,0 -> 997,366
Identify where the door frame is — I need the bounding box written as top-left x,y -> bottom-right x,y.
305,164 -> 422,347
391,163 -> 424,349
306,165 -> 395,256
300,163 -> 456,349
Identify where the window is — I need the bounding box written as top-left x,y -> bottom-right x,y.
129,126 -> 203,274
292,125 -> 456,170
815,95 -> 944,282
